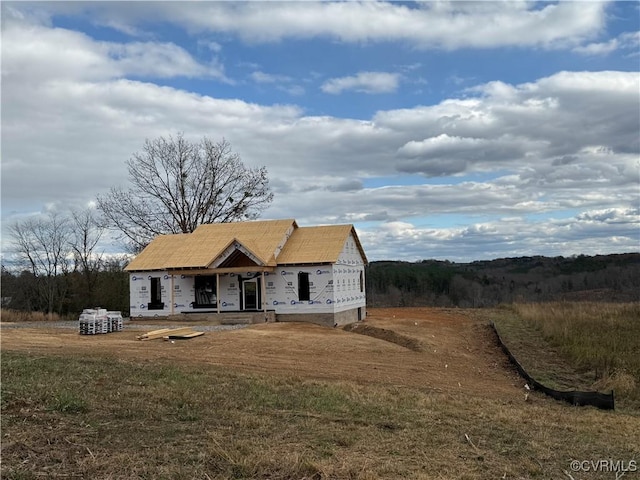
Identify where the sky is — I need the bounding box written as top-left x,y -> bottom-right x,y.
1,1 -> 639,263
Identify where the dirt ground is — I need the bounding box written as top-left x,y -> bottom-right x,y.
0,307 -> 524,401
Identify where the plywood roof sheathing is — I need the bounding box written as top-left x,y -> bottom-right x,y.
136,327 -> 196,341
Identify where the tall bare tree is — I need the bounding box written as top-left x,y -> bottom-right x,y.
97,134 -> 273,251
70,207 -> 105,304
8,211 -> 72,316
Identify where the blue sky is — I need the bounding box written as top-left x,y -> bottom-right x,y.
1,1 -> 639,262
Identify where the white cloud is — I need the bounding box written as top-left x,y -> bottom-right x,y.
249,71 -> 305,96
396,134 -> 534,176
573,38 -> 619,56
372,70 -> 639,177
106,41 -> 223,79
280,85 -> 305,96
198,39 -> 223,53
2,7 -> 638,261
1,8 -> 227,82
11,1 -> 608,51
357,207 -> 640,262
250,71 -> 291,84
4,62 -> 637,234
573,31 -> 640,56
156,1 -> 607,50
322,72 -> 400,94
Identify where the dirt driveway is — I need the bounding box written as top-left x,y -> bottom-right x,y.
1,307 -> 523,401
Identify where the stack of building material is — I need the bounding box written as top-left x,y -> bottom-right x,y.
99,315 -> 110,334
79,318 -> 99,335
79,308 -> 105,335
107,311 -> 123,332
136,327 -> 204,341
79,308 -> 123,335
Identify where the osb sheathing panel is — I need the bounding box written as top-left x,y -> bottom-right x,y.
276,225 -> 368,265
125,219 -> 296,271
189,219 -> 296,267
124,234 -> 188,272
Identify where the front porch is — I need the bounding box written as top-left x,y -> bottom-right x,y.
167,241 -> 277,316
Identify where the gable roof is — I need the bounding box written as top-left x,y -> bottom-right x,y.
124,219 -> 367,272
276,225 -> 368,265
181,219 -> 296,268
124,219 -> 296,271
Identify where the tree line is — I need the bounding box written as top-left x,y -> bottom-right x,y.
365,253 -> 640,308
3,209 -> 130,316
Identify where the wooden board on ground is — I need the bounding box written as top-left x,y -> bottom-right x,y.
164,331 -> 205,340
135,328 -> 172,340
137,327 -> 196,341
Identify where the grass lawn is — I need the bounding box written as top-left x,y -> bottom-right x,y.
2,350 -> 639,480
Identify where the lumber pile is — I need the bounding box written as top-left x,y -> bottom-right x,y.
136,327 -> 204,341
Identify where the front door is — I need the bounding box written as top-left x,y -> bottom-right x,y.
243,279 -> 258,310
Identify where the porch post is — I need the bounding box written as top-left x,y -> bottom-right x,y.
261,271 -> 267,313
170,275 -> 175,315
216,273 -> 220,314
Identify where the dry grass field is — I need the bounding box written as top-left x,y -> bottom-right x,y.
2,307 -> 639,479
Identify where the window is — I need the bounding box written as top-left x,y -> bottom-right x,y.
298,272 -> 310,301
359,270 -> 364,292
194,275 -> 217,308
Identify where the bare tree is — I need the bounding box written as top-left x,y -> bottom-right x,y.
8,211 -> 72,316
97,134 -> 273,251
70,207 -> 105,304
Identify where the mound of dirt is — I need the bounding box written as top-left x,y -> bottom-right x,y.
343,322 -> 424,352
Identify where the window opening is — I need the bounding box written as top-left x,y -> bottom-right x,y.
149,277 -> 164,310
194,276 -> 217,308
298,272 -> 310,301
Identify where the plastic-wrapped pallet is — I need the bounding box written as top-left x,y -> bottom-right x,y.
79,319 -> 97,335
98,314 -> 109,333
79,311 -> 98,335
79,307 -> 106,334
98,308 -> 108,333
79,309 -> 97,321
107,311 -> 123,332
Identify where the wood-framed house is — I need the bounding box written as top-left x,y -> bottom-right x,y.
124,219 -> 368,326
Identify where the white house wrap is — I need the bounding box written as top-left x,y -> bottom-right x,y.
124,219 -> 367,326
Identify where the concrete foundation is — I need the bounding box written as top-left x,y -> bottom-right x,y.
144,308 -> 366,327
275,307 -> 365,327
